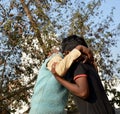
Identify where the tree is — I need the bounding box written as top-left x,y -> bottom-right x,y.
0,0 -> 60,113
0,0 -> 120,113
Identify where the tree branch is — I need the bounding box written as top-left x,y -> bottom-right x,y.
20,0 -> 43,45
0,85 -> 34,101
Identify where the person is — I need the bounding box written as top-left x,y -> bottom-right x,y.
29,44 -> 93,114
52,35 -> 115,114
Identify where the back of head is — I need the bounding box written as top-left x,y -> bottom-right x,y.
61,35 -> 88,53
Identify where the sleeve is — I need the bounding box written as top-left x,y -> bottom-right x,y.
73,63 -> 87,81
47,49 -> 81,77
47,53 -> 63,71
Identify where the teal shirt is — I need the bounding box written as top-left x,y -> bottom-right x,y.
29,53 -> 69,114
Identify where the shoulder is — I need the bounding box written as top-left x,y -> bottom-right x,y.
47,52 -> 63,71
73,62 -> 89,75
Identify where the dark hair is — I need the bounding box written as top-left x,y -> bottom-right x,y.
61,35 -> 88,52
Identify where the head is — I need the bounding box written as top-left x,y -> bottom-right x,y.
61,35 -> 98,71
47,46 -> 60,57
61,35 -> 88,53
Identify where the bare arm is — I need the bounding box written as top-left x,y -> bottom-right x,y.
51,59 -> 89,99
75,45 -> 93,63
53,75 -> 89,99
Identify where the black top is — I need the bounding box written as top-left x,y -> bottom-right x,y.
65,62 -> 115,114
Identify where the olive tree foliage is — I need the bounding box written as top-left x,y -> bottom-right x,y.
0,0 -> 120,113
0,0 -> 61,113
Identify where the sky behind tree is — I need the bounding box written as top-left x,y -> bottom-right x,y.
101,0 -> 120,57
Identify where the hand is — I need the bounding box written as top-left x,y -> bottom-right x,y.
51,62 -> 59,77
76,45 -> 94,63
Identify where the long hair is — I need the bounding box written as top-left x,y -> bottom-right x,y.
61,35 -> 88,52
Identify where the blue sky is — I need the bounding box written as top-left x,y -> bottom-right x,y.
101,0 -> 120,57
103,0 -> 120,23
0,0 -> 120,57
